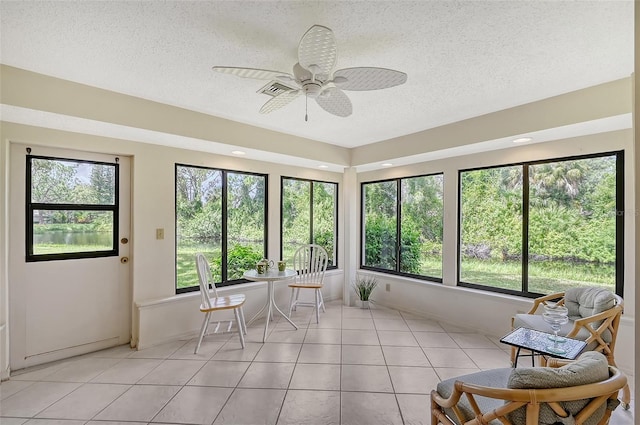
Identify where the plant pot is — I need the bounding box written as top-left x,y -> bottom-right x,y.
358,300 -> 370,309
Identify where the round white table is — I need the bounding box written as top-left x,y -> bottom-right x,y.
243,269 -> 298,342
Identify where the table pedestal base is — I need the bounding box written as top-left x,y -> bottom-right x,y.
247,280 -> 297,342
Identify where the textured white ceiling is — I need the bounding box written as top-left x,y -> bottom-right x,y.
0,1 -> 634,149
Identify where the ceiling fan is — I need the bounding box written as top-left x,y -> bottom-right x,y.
213,25 -> 407,120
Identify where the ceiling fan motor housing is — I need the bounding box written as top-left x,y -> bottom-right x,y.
303,81 -> 323,98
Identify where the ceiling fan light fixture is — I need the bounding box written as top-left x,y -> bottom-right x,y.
304,83 -> 322,98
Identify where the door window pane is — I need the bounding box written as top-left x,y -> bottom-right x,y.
27,156 -> 118,261
32,210 -> 114,255
31,158 -> 115,204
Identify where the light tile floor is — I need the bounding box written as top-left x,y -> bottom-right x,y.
0,301 -> 635,425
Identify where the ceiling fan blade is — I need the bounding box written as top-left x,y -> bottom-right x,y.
213,66 -> 292,80
298,25 -> 337,76
315,87 -> 352,117
259,90 -> 301,114
333,67 -> 407,91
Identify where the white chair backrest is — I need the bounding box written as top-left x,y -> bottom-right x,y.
195,253 -> 218,308
293,244 -> 328,285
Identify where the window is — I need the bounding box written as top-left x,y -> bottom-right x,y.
361,174 -> 444,280
176,164 -> 267,292
459,151 -> 624,297
26,155 -> 119,262
281,177 -> 338,268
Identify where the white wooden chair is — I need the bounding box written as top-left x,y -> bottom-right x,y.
194,253 -> 247,353
288,244 -> 329,324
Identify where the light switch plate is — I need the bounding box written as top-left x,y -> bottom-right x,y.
156,228 -> 164,240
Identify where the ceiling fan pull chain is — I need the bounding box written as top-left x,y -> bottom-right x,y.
305,93 -> 308,122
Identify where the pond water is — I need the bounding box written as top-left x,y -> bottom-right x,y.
34,231 -> 113,247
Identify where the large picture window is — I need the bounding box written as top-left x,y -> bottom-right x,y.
176,164 -> 267,292
281,177 -> 337,268
26,155 -> 119,262
459,151 -> 624,297
361,174 -> 444,280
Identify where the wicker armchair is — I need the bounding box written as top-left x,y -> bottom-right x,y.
510,288 -> 629,409
431,352 -> 627,425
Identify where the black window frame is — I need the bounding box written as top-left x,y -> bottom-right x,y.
26,154 -> 120,262
360,172 -> 444,282
175,163 -> 268,294
457,150 -> 624,298
280,176 -> 338,270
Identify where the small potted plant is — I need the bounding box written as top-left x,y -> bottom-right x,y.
353,275 -> 378,309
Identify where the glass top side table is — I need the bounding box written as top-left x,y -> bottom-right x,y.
500,327 -> 587,367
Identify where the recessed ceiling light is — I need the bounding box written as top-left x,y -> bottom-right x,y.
512,137 -> 533,144
382,163 -> 393,167
318,165 -> 329,169
231,150 -> 246,155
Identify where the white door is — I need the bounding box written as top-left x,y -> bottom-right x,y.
9,144 -> 131,370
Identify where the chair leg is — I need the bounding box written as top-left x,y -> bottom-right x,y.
239,306 -> 247,335
620,383 -> 631,409
294,287 -> 301,311
288,288 -> 295,317
194,312 -> 210,354
234,308 -> 245,349
314,289 -> 320,324
319,290 -> 325,312
609,357 -> 631,409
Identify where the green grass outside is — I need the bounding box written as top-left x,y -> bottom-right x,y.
39,241 -> 614,295
460,258 -> 614,294
176,245 -> 219,289
34,243 -> 112,255
418,256 -> 443,278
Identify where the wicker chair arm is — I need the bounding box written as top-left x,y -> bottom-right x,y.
528,292 -> 565,314
438,366 -> 624,403
566,306 -> 622,338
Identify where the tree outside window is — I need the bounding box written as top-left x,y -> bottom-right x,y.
459,152 -> 623,296
27,156 -> 118,261
361,174 -> 443,280
281,177 -> 337,268
176,164 -> 267,292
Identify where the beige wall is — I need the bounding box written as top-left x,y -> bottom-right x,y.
358,130 -> 635,375
0,63 -> 635,376
633,0 -> 639,407
0,122 -> 344,358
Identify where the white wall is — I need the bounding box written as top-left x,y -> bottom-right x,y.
357,130 -> 636,375
0,65 -> 634,377
0,122 -> 344,363
0,133 -> 9,380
